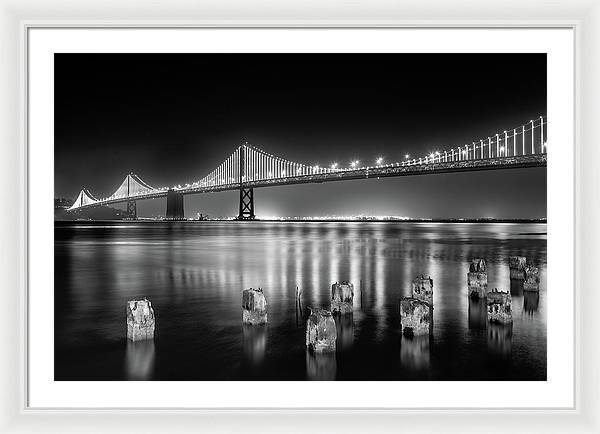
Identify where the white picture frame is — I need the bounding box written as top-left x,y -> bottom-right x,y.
1,0 -> 597,432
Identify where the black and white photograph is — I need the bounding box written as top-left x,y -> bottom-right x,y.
54,52 -> 547,381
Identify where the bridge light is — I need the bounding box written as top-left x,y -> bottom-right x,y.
331,163 -> 338,169
429,153 -> 434,159
405,154 -> 410,159
376,157 -> 383,165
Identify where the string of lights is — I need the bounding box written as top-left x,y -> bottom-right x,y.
68,115 -> 547,210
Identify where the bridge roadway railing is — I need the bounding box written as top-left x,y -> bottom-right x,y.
241,153 -> 547,189
72,154 -> 546,210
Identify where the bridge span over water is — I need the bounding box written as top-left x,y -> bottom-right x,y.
67,116 -> 547,220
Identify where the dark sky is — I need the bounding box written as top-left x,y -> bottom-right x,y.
55,53 -> 546,219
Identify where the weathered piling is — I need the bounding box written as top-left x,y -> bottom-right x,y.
467,258 -> 488,299
412,275 -> 434,305
126,298 -> 156,341
486,288 -> 513,324
400,297 -> 432,337
509,256 -> 527,280
295,286 -> 303,327
331,281 -> 354,314
306,307 -> 337,353
295,294 -> 303,328
523,265 -> 540,292
242,287 -> 268,325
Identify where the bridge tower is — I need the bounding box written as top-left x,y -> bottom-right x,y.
237,141 -> 255,220
125,173 -> 137,220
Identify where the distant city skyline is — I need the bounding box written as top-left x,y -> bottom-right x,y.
55,53 -> 547,219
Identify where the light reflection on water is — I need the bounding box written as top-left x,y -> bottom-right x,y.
125,340 -> 155,380
55,221 -> 546,380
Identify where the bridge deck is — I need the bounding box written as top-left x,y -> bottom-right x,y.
72,154 -> 546,210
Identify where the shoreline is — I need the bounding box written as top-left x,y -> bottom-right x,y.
54,218 -> 547,224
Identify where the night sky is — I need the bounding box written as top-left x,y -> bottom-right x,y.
55,53 -> 546,219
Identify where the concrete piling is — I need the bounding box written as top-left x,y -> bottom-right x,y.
486,288 -> 513,324
467,258 -> 488,299
523,265 -> 540,292
295,286 -> 303,327
400,297 -> 432,337
295,291 -> 303,327
331,281 -> 354,314
412,275 -> 434,305
306,307 -> 337,353
126,298 -> 156,341
242,287 -> 268,325
509,256 -> 527,280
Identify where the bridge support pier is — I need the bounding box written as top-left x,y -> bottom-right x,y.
237,187 -> 255,220
236,142 -> 256,220
166,189 -> 185,220
126,200 -> 137,220
237,187 -> 256,220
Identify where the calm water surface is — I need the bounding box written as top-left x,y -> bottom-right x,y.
54,221 -> 547,381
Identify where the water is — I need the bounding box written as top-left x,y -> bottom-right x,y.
54,221 -> 547,381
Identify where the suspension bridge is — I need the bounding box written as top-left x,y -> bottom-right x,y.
67,116 -> 548,220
